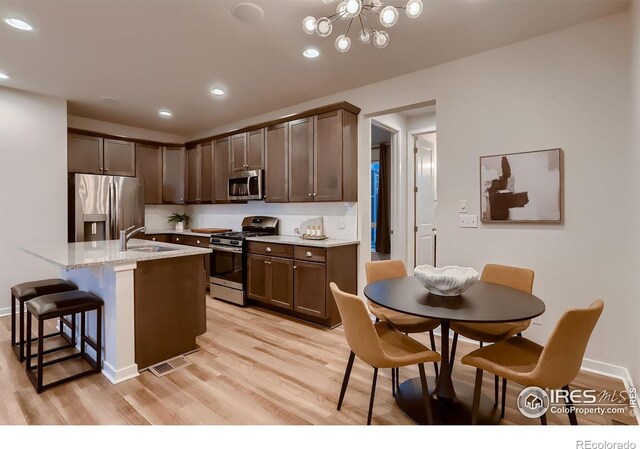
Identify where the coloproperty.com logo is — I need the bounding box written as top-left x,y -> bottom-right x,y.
517,385 -> 637,419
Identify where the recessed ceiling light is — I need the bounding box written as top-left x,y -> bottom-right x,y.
231,3 -> 265,24
303,48 -> 320,59
210,88 -> 225,96
100,96 -> 118,103
158,110 -> 172,118
0,72 -> 9,80
3,18 -> 33,31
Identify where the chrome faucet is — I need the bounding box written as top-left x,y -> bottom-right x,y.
119,226 -> 146,251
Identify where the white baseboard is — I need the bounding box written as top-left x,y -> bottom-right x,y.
0,306 -> 11,317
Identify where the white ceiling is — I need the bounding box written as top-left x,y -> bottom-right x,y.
0,0 -> 629,136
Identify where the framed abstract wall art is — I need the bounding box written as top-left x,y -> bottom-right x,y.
480,148 -> 562,223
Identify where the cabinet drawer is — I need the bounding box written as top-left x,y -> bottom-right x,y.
248,242 -> 293,258
144,234 -> 169,243
294,246 -> 326,263
170,234 -> 187,245
181,235 -> 210,247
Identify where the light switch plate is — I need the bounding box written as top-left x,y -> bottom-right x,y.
459,214 -> 478,228
458,200 -> 468,213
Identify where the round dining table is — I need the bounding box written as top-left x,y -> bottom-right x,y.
363,276 -> 545,425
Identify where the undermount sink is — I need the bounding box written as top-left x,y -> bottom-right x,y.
128,245 -> 178,253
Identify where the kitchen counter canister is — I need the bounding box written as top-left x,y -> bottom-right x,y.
245,235 -> 360,248
21,238 -> 211,270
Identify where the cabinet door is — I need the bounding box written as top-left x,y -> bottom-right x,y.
230,133 -> 247,173
162,146 -> 186,204
213,138 -> 231,202
247,253 -> 269,303
269,257 -> 293,310
246,128 -> 265,170
136,144 -> 163,204
104,139 -> 136,177
200,141 -> 213,203
265,123 -> 288,203
293,260 -> 326,318
186,146 -> 200,203
288,117 -> 314,202
314,110 -> 343,201
68,133 -> 103,174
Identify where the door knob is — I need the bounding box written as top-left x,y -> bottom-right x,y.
196,240 -> 201,244
306,251 -> 312,258
266,247 -> 272,253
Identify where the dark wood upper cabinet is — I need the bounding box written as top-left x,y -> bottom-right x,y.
186,146 -> 200,203
230,133 -> 247,173
265,123 -> 288,203
314,111 -> 343,202
136,144 -> 163,204
68,133 -> 104,175
162,146 -> 186,204
104,139 -> 136,177
288,117 -> 314,202
293,260 -> 327,318
246,128 -> 265,171
200,141 -> 213,203
213,137 -> 231,202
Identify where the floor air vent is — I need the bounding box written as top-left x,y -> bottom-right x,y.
148,355 -> 192,377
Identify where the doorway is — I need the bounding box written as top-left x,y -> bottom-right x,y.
414,132 -> 437,267
371,124 -> 393,261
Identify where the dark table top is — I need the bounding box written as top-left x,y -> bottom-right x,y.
363,277 -> 545,323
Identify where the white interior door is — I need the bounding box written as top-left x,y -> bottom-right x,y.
414,135 -> 436,267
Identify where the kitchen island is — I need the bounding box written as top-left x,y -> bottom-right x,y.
22,239 -> 211,384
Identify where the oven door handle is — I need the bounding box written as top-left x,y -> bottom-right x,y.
209,244 -> 243,254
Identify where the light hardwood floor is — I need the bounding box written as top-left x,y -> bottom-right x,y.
0,296 -> 635,425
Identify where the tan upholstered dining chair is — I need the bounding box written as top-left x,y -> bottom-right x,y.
462,300 -> 604,425
365,260 -> 440,391
330,282 -> 441,425
449,263 -> 535,417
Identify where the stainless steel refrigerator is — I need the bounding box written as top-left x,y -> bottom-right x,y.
68,173 -> 145,242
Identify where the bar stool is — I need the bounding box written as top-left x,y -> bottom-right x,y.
25,290 -> 103,394
10,279 -> 78,362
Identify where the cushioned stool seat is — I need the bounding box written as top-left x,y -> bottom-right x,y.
25,290 -> 103,394
10,278 -> 77,362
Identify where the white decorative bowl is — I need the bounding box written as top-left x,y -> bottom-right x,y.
414,265 -> 479,297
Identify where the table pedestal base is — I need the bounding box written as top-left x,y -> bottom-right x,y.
396,377 -> 501,425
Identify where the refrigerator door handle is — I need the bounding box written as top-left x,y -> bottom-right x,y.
113,180 -> 120,238
109,181 -> 117,240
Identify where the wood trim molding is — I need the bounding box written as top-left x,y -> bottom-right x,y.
68,128 -> 184,148
186,101 -> 362,146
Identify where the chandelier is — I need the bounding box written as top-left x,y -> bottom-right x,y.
302,0 -> 423,53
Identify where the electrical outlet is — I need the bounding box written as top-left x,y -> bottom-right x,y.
458,200 -> 468,213
459,214 -> 478,228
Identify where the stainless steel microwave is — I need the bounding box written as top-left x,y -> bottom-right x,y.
228,170 -> 263,201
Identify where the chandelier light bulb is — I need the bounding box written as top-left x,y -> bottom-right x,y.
373,30 -> 389,48
358,29 -> 371,44
316,17 -> 333,37
379,6 -> 399,27
322,0 -> 336,3
345,0 -> 362,17
302,16 -> 317,34
336,1 -> 349,20
371,0 -> 383,11
335,34 -> 351,52
405,0 -> 423,18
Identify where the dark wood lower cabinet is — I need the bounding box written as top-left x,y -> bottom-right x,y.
247,243 -> 357,328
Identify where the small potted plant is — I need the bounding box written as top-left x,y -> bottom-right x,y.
167,212 -> 191,231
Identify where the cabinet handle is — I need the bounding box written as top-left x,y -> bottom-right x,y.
152,238 -> 157,241
105,168 -> 109,172
306,251 -> 312,258
176,238 -> 180,242
294,265 -> 297,269
308,193 -> 312,197
264,261 -> 268,264
312,193 -> 317,197
196,240 -> 200,244
266,247 -> 272,253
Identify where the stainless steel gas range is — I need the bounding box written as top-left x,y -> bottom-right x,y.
208,216 -> 279,306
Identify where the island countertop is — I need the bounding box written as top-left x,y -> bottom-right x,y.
245,235 -> 360,248
21,238 -> 212,270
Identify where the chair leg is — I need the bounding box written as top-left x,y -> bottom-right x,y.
540,413 -> 547,425
450,332 -> 458,373
95,306 -> 102,370
500,378 -> 507,419
395,367 -> 399,390
337,351 -> 355,411
494,375 -> 499,406
19,298 -> 25,362
367,368 -> 379,425
418,363 -> 434,424
428,331 -> 439,380
480,341 -> 484,348
517,332 -> 523,337
36,317 -> 44,394
391,367 -> 396,398
563,385 -> 578,425
471,368 -> 484,425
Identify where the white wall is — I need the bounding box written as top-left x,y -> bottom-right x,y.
68,115 -> 185,144
0,88 -> 68,314
187,12 -> 637,379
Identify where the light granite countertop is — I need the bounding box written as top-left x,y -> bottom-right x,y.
144,228 -> 217,238
245,235 -> 360,248
21,238 -> 212,270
